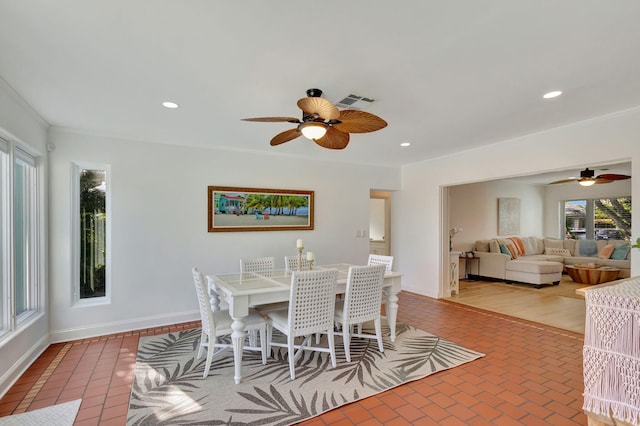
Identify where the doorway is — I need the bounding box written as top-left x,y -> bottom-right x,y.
369,191 -> 391,255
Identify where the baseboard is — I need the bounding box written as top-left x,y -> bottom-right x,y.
0,334 -> 49,399
49,310 -> 200,344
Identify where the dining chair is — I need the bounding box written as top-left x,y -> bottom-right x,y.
192,267 -> 269,378
240,256 -> 289,315
284,255 -> 311,272
334,264 -> 386,362
240,256 -> 275,273
367,254 -> 394,271
266,268 -> 338,380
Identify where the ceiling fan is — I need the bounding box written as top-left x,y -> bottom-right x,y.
241,88 -> 387,150
548,168 -> 631,186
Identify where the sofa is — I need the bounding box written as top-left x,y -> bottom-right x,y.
472,236 -> 631,284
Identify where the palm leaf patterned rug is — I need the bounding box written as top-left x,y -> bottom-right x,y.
127,321 -> 484,425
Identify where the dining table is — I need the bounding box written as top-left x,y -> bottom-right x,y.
206,263 -> 402,384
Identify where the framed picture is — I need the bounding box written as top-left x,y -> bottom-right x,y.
498,197 -> 520,235
208,186 -> 314,232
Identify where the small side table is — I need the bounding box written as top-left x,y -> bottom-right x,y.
462,256 -> 480,281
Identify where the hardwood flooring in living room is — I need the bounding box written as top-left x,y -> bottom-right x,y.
446,274 -> 589,334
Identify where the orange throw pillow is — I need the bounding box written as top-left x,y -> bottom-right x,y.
506,244 -> 519,259
598,244 -> 615,259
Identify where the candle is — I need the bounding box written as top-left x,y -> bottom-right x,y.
307,251 -> 314,261
296,239 -> 304,249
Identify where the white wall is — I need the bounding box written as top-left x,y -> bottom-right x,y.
449,181 -> 545,252
369,198 -> 385,240
396,107 -> 639,298
0,78 -> 49,396
47,129 -> 401,341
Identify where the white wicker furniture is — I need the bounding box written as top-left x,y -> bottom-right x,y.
368,254 -> 394,271
191,267 -> 268,378
206,263 -> 402,383
284,255 -> 311,272
240,256 -> 275,273
266,269 -> 339,380
334,264 -> 386,362
241,256 -> 288,314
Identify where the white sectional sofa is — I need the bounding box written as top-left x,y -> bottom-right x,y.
472,236 -> 631,284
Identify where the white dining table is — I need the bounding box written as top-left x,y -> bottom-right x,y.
206,263 -> 402,384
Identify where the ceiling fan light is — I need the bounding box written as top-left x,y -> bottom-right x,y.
579,178 -> 596,187
299,122 -> 328,140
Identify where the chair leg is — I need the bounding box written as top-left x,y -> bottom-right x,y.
327,328 -> 337,368
374,318 -> 384,353
343,325 -> 351,362
203,335 -> 214,378
196,330 -> 206,359
259,326 -> 267,365
288,336 -> 296,380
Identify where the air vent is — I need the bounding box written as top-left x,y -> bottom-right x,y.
335,94 -> 376,110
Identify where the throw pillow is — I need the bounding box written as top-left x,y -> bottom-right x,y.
610,243 -> 630,260
544,238 -> 564,250
544,247 -> 571,256
475,240 -> 490,252
505,243 -> 519,259
489,240 -> 500,253
597,244 -> 615,259
578,239 -> 598,257
499,243 -> 512,259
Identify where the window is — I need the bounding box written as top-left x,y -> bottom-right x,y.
14,149 -> 38,317
0,136 -> 41,340
72,163 -> 110,303
0,138 -> 8,334
564,197 -> 631,240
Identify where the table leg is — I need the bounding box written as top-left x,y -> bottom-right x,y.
230,318 -> 246,384
386,290 -> 399,342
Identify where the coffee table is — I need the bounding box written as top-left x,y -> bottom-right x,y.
565,264 -> 620,285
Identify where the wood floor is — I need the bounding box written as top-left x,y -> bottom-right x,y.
446,274 -> 589,334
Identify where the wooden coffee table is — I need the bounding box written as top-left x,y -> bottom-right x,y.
565,264 -> 620,285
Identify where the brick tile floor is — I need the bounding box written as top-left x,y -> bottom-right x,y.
0,293 -> 586,425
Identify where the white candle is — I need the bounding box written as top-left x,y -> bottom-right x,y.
296,239 -> 304,249
306,251 -> 314,261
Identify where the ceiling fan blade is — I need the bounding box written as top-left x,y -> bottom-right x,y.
242,117 -> 300,123
332,110 -> 388,133
270,128 -> 302,146
594,177 -> 614,184
297,97 -> 340,120
548,178 -> 579,185
596,173 -> 631,181
314,127 -> 350,150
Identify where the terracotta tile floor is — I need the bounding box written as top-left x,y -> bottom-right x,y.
0,292 -> 587,425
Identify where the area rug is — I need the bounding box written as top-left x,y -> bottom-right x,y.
0,399 -> 81,426
127,322 -> 484,425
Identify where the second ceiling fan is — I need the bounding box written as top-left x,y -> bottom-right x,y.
241,88 -> 387,150
549,168 -> 631,186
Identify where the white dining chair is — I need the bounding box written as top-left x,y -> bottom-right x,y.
192,267 -> 268,378
334,264 -> 386,362
284,255 -> 311,272
367,254 -> 393,271
240,256 -> 275,273
266,268 -> 338,380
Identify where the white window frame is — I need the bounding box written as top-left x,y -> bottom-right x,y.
0,135 -> 43,343
0,137 -> 9,336
71,162 -> 111,306
13,147 -> 39,324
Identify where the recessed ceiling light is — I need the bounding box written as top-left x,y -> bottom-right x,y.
162,101 -> 179,109
400,142 -> 411,147
543,91 -> 562,99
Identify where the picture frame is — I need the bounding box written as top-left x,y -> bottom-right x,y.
208,186 -> 314,232
498,197 -> 520,235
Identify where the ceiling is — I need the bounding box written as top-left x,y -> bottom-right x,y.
1,1 -> 640,167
